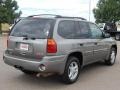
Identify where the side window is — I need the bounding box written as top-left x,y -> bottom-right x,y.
89,23 -> 103,39
75,21 -> 91,38
58,20 -> 75,39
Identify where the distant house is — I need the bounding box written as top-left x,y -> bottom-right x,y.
1,23 -> 10,33
1,17 -> 25,34
2,17 -> 24,33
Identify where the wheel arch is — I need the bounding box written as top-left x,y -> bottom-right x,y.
67,52 -> 83,66
111,44 -> 117,54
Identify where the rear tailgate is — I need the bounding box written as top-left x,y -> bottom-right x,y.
6,18 -> 55,61
7,36 -> 47,61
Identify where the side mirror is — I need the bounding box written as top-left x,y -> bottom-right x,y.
103,33 -> 110,38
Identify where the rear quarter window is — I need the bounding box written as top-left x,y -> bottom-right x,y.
76,21 -> 91,38
57,20 -> 75,39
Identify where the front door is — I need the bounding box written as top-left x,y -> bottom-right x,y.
89,23 -> 109,62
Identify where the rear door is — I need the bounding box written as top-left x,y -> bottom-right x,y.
74,21 -> 94,65
89,23 -> 109,61
8,18 -> 54,61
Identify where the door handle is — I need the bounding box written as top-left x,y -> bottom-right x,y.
23,37 -> 28,40
79,43 -> 84,46
94,42 -> 98,45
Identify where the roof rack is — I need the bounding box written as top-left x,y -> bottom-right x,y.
28,14 -> 62,18
58,16 -> 86,20
28,14 -> 86,20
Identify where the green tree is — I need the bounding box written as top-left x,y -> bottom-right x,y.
0,0 -> 21,33
93,0 -> 120,23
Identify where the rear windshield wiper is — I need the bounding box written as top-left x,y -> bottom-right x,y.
22,34 -> 29,40
22,35 -> 36,40
30,37 -> 36,40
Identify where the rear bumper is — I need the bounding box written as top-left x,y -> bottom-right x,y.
3,53 -> 67,75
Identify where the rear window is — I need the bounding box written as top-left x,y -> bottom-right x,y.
10,18 -> 54,39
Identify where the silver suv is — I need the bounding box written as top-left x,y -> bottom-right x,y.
3,14 -> 117,84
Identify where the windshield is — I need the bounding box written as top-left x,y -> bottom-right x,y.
10,18 -> 54,39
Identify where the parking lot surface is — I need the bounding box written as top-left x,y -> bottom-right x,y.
0,36 -> 120,90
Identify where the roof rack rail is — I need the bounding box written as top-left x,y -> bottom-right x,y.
58,16 -> 86,20
28,14 -> 86,20
28,14 -> 62,18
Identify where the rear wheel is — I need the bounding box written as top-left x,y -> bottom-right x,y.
61,56 -> 81,84
105,47 -> 117,65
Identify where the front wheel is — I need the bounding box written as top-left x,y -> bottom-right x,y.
61,56 -> 81,84
105,47 -> 117,65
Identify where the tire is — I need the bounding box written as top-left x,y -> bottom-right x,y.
105,47 -> 117,65
21,70 -> 36,75
61,56 -> 81,84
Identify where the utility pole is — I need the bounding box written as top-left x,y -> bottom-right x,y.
89,0 -> 91,21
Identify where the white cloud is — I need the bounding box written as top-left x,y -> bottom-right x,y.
17,0 -> 99,21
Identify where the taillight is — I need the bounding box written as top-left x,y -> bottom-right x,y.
47,39 -> 57,53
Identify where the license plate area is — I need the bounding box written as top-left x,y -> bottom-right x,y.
19,43 -> 29,51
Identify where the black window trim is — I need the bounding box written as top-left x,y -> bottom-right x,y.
47,19 -> 56,39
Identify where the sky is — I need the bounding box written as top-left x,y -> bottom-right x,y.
16,0 -> 99,22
